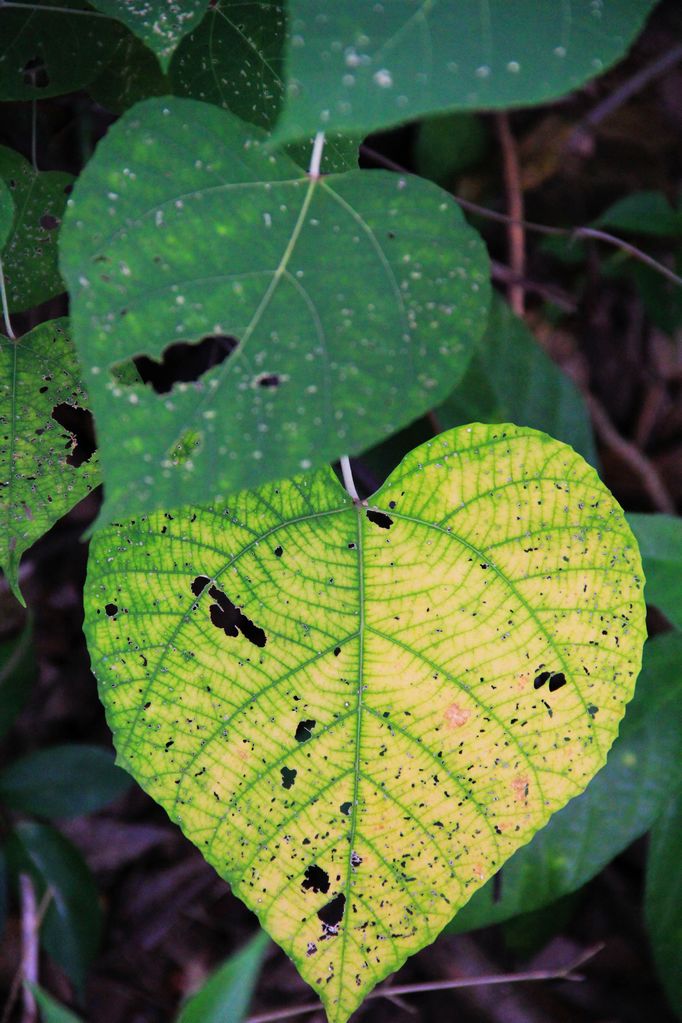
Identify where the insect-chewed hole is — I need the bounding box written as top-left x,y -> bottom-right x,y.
295,719 -> 316,743
281,766 -> 297,789
51,403 -> 96,467
366,509 -> 393,529
302,864 -> 330,894
317,893 -> 346,929
207,584 -> 266,647
254,373 -> 282,388
133,334 -> 238,394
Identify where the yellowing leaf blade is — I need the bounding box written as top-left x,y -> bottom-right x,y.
85,424 -> 646,1021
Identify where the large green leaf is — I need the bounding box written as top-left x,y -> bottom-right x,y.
6,822 -> 102,991
627,514 -> 682,630
60,97 -> 490,524
0,146 -> 73,314
447,630 -> 682,932
84,423 -> 645,1022
645,793 -> 682,1018
88,29 -> 170,114
89,0 -> 208,71
0,745 -> 130,819
0,319 -> 100,603
274,1 -> 657,144
0,0 -> 123,100
594,191 -> 682,238
170,0 -> 285,129
438,295 -> 597,466
176,930 -> 269,1023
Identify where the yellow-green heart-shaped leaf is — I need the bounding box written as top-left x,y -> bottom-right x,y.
84,423 -> 645,1022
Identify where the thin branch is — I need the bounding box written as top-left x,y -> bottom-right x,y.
0,1 -> 111,16
569,43 -> 682,147
30,99 -> 38,173
496,113 -> 525,315
244,944 -> 604,1023
360,145 -> 682,288
587,394 -> 675,513
20,875 -> 38,1023
490,260 -> 576,312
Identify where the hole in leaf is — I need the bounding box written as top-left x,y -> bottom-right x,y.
255,373 -> 281,388
302,865 -> 330,894
134,335 -> 238,394
548,672 -> 567,692
274,546 -> 283,557
281,767 -> 297,789
366,509 -> 393,529
208,585 -> 266,647
339,801 -> 352,815
317,893 -> 345,931
22,56 -> 49,88
191,575 -> 210,596
51,403 -> 96,467
533,671 -> 550,689
105,603 -> 118,617
295,719 -> 316,742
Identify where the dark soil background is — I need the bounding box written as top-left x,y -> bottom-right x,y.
1,2 -> 681,1021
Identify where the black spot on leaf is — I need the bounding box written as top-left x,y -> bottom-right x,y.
295,719 -> 316,743
333,646 -> 341,656
208,585 -> 266,647
366,509 -> 393,529
51,403 -> 96,467
587,704 -> 599,717
135,335 -> 238,394
40,214 -> 59,230
281,767 -> 297,789
256,373 -> 281,388
533,671 -> 551,689
274,546 -> 283,557
302,864 -> 330,894
340,802 -> 352,815
105,603 -> 118,617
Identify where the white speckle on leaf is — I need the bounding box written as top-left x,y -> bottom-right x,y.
373,68 -> 393,88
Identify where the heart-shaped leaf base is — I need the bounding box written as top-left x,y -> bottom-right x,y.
84,424 -> 645,1022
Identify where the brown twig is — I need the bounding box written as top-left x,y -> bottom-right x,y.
496,113 -> 526,316
20,875 -> 38,1023
587,394 -> 675,512
568,43 -> 682,150
359,145 -> 682,288
244,943 -> 604,1023
490,261 -> 576,312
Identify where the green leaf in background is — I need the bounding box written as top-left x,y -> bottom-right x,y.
0,0 -> 123,101
447,631 -> 682,933
0,618 -> 36,739
0,318 -> 100,604
88,29 -> 170,114
0,177 -> 13,249
28,984 -> 83,1023
0,146 -> 73,314
85,423 -> 645,1022
7,822 -> 102,992
60,97 -> 490,524
627,514 -> 682,629
438,295 -> 598,466
177,931 -> 269,1023
170,0 -> 285,129
414,112 -> 489,186
646,793 -> 682,1018
594,191 -> 682,238
88,0 -> 208,72
274,0 -> 657,143
0,745 -> 130,819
